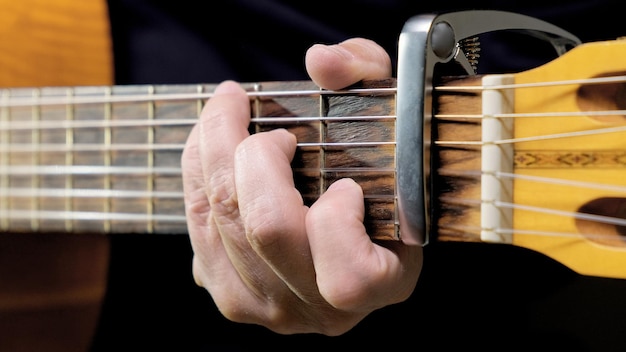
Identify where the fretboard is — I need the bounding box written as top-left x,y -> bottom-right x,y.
0,79 -> 399,240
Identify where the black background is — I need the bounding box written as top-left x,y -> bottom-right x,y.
92,1 -> 626,350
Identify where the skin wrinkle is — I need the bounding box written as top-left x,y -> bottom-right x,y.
305,179 -> 418,312
197,84 -> 281,303
179,38 -> 425,335
234,129 -> 324,305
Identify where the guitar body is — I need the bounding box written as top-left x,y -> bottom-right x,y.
0,1 -> 112,351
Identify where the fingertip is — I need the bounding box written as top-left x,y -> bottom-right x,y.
305,178 -> 366,238
213,80 -> 247,96
200,79 -> 250,132
305,38 -> 392,90
305,43 -> 354,90
326,178 -> 362,194
272,127 -> 298,146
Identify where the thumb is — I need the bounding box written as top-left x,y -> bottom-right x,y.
305,38 -> 392,90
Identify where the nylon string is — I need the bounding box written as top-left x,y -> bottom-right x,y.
1,76 -> 626,242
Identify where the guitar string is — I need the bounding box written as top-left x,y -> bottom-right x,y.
0,115 -> 395,131
4,173 -> 626,240
439,196 -> 626,227
2,110 -> 626,130
0,74 -> 624,108
0,112 -> 622,150
434,74 -> 626,91
0,87 -> 397,108
2,76 -> 626,241
0,141 -> 395,153
438,196 -> 626,240
438,169 -> 626,233
434,75 -> 626,242
435,125 -> 626,146
439,169 -> 626,194
437,223 -> 624,243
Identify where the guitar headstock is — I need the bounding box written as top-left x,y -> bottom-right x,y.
395,10 -> 581,246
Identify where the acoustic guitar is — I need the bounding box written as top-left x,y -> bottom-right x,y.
2,2 -> 626,351
0,1 -> 112,351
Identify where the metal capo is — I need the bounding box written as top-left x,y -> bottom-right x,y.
395,10 -> 581,246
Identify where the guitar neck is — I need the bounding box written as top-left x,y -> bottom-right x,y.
0,79 -> 399,240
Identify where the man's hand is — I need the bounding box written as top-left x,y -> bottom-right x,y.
181,38 -> 422,336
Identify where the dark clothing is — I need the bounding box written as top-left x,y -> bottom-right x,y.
92,1 -> 626,350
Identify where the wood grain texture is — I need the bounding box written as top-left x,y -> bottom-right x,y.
0,1 -> 112,351
0,0 -> 113,87
432,76 -> 483,242
1,79 -> 399,240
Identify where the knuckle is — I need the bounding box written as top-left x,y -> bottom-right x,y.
207,173 -> 239,219
245,207 -> 285,248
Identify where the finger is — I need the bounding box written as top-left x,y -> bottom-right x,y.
305,37 -> 392,90
306,178 -> 422,312
199,81 -> 251,238
200,82 -> 307,304
184,81 -> 251,291
181,84 -> 263,321
235,128 -> 319,301
190,81 -> 288,325
181,120 -> 209,244
181,120 -> 217,288
182,110 -> 235,290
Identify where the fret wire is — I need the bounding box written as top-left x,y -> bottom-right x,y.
393,101 -> 399,237
1,83 -> 398,236
65,87 -> 75,232
253,83 -> 262,132
104,87 -> 113,233
0,87 -> 397,108
31,88 -> 41,231
147,85 -> 155,233
0,90 -> 8,230
196,84 -> 205,116
319,85 -> 327,195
